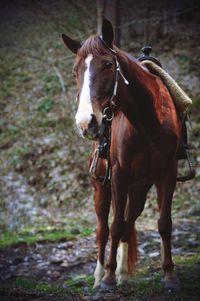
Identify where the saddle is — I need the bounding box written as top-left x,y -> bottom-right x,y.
138,46 -> 195,181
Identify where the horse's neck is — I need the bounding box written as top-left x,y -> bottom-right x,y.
118,53 -> 162,131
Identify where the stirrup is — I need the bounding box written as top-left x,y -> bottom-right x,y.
177,148 -> 195,182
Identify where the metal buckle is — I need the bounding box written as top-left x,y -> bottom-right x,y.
103,107 -> 114,122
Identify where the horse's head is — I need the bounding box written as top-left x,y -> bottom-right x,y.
62,19 -> 118,140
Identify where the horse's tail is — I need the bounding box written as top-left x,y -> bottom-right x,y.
128,223 -> 138,275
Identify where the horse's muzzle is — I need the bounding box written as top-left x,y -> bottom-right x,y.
77,114 -> 101,140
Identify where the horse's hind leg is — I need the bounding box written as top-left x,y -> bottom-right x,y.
156,163 -> 180,291
92,179 -> 111,288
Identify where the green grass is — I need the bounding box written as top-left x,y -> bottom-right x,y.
41,72 -> 62,95
36,97 -> 55,113
0,85 -> 13,98
0,223 -> 94,249
127,274 -> 164,298
7,145 -> 31,166
64,275 -> 94,295
0,118 -> 21,143
0,229 -> 74,249
12,275 -> 95,297
14,277 -> 73,297
174,253 -> 200,267
15,72 -> 32,84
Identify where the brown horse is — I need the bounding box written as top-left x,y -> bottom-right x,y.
62,19 -> 181,290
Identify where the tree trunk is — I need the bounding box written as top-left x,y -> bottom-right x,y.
96,0 -> 121,47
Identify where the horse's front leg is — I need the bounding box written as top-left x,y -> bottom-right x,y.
92,179 -> 111,288
102,163 -> 128,287
116,184 -> 152,285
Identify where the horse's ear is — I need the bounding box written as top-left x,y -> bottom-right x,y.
101,18 -> 114,48
62,34 -> 81,54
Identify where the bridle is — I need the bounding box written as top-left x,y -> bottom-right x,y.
100,36 -> 129,124
89,37 -> 129,184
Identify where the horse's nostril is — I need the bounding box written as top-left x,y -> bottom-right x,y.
82,129 -> 87,137
89,114 -> 97,128
77,115 -> 99,139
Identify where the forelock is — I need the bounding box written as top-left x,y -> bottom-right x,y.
78,36 -> 111,58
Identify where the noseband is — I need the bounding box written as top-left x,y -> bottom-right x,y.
89,37 -> 129,184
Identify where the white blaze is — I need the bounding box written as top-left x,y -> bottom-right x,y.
75,54 -> 93,129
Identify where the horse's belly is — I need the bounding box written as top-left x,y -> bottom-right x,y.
130,151 -> 170,184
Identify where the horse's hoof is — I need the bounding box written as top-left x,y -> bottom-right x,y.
163,279 -> 181,292
100,280 -> 116,290
93,284 -> 101,290
117,279 -> 128,288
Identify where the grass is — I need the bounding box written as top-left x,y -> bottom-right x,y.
131,277 -> 164,298
174,253 -> 200,267
7,145 -> 31,166
0,222 -> 94,249
64,275 -> 94,295
0,229 -> 74,249
15,277 -> 66,293
36,97 -> 55,113
6,275 -> 95,298
15,72 -> 32,84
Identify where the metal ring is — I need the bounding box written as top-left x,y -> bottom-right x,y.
103,107 -> 114,122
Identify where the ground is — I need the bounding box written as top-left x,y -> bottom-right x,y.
0,216 -> 200,300
0,1 -> 200,300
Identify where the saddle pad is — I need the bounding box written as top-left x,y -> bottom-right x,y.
141,60 -> 192,112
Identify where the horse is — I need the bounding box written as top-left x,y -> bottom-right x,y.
62,19 -> 182,290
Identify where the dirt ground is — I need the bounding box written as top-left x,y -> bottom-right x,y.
1,217 -> 200,300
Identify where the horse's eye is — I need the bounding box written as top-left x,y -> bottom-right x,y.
105,61 -> 113,69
